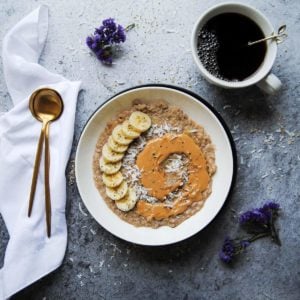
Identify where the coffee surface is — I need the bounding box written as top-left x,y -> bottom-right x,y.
197,13 -> 266,81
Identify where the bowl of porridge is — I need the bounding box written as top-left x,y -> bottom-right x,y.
75,85 -> 236,245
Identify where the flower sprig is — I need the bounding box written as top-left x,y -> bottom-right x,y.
86,18 -> 135,65
219,201 -> 281,264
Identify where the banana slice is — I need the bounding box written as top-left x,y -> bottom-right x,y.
112,125 -> 133,145
99,156 -> 121,175
102,171 -> 123,188
102,143 -> 124,163
108,136 -> 128,153
115,188 -> 137,212
106,181 -> 128,201
129,111 -> 151,132
121,120 -> 141,139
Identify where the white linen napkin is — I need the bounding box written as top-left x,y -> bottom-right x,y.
0,5 -> 81,299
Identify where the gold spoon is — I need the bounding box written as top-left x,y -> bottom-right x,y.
28,88 -> 64,237
248,25 -> 287,47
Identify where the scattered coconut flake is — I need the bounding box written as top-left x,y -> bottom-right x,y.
186,128 -> 198,133
264,134 -> 275,144
99,260 -> 105,268
79,202 -> 88,217
285,129 -> 295,137
262,173 -> 269,179
90,228 -> 96,235
110,243 -> 122,253
240,156 -> 244,165
67,159 -> 76,186
166,29 -> 177,33
223,105 -> 231,110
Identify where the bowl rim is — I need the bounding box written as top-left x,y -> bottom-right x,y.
75,84 -> 237,245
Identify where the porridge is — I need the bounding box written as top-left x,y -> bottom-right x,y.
93,100 -> 216,228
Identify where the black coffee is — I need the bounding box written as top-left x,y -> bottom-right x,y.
197,13 -> 266,81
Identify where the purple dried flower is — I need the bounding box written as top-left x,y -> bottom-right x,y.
220,201 -> 281,265
239,201 -> 280,227
239,209 -> 269,225
219,238 -> 235,263
86,18 -> 131,65
95,48 -> 113,65
102,18 -> 117,32
260,201 -> 280,216
86,36 -> 94,48
219,238 -> 251,264
112,25 -> 126,43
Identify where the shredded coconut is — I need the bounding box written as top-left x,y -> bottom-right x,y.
122,123 -> 189,204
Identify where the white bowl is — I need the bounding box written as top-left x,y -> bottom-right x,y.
75,85 -> 236,246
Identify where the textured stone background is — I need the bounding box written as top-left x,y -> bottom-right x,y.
0,0 -> 299,299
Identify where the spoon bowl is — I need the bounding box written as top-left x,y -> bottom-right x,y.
30,89 -> 63,122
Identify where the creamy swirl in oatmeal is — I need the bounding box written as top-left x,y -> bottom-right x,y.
93,100 -> 216,228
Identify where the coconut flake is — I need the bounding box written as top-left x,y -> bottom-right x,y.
121,123 -> 188,204
78,202 -> 88,217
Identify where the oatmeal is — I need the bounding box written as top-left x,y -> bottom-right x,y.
93,100 -> 216,228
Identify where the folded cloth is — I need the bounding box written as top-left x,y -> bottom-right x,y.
0,6 -> 81,299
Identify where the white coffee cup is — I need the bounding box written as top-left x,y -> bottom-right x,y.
191,2 -> 282,94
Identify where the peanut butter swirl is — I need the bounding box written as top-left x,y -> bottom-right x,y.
136,133 -> 210,220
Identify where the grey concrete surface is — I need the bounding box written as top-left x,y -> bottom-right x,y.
0,0 -> 299,299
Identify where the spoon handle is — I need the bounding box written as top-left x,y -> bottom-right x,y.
28,124 -> 45,217
44,122 -> 51,238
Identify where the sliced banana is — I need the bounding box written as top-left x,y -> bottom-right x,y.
112,125 -> 133,145
115,188 -> 137,212
106,181 -> 128,201
108,136 -> 128,153
102,171 -> 123,188
129,111 -> 151,132
102,143 -> 124,163
121,120 -> 141,139
99,156 -> 121,175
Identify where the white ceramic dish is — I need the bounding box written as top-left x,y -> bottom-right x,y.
75,85 -> 236,246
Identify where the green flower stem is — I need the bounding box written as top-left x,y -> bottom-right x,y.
248,232 -> 270,242
125,23 -> 135,31
270,213 -> 281,246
